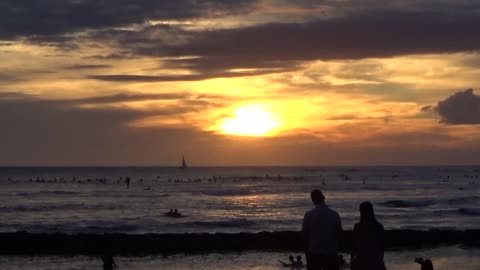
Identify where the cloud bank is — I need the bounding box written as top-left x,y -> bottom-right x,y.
433,89 -> 480,125
87,10 -> 480,80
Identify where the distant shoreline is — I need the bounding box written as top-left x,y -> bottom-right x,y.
1,230 -> 479,255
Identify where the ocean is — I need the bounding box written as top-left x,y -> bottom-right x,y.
1,166 -> 480,269
1,166 -> 479,234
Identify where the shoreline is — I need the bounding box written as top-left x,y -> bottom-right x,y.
1,230 -> 479,255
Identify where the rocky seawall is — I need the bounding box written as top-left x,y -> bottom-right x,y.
1,230 -> 479,255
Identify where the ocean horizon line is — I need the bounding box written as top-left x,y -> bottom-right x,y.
1,164 -> 480,168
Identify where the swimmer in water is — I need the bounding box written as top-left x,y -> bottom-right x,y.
102,252 -> 117,270
415,257 -> 434,270
278,255 -> 296,267
279,255 -> 304,268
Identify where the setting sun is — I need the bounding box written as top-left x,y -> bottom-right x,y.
219,105 -> 281,136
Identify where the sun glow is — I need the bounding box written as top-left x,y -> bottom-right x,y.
219,105 -> 281,136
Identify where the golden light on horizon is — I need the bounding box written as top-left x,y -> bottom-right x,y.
219,104 -> 281,136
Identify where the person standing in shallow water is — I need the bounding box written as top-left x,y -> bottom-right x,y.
351,201 -> 387,270
102,252 -> 117,270
302,189 -> 343,270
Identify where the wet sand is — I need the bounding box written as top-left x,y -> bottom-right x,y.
0,246 -> 479,270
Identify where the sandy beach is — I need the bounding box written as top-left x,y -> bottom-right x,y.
1,246 -> 479,270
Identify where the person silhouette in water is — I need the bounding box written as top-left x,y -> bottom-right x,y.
351,201 -> 386,270
415,257 -> 434,270
125,176 -> 130,188
102,252 -> 117,270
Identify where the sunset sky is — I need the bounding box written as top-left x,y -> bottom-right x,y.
1,0 -> 480,166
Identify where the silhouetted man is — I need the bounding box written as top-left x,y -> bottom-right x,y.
302,189 -> 342,270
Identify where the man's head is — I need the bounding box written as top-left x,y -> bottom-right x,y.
310,189 -> 325,205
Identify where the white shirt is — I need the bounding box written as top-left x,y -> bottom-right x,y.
302,203 -> 342,255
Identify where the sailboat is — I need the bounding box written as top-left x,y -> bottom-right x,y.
180,155 -> 187,169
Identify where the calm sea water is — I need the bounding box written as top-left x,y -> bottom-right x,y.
0,166 -> 479,234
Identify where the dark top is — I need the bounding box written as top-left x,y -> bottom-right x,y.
102,254 -> 115,270
352,221 -> 387,270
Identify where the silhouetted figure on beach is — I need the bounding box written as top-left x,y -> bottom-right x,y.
302,189 -> 342,270
102,252 -> 117,270
279,255 -> 304,268
415,257 -> 434,270
351,201 -> 386,270
295,255 -> 305,267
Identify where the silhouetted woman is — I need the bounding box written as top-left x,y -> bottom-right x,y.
351,201 -> 386,270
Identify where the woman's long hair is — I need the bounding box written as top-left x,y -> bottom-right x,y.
359,201 -> 376,224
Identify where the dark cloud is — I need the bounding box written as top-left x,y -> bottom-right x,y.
76,93 -> 191,104
0,91 -> 218,117
0,91 -> 33,99
3,0 -> 480,43
164,56 -> 301,74
0,74 -> 24,84
4,2 -> 480,80
159,11 -> 480,61
421,105 -> 434,112
88,68 -> 293,82
325,114 -> 391,122
82,9 -> 480,79
460,55 -> 480,68
65,64 -> 112,70
0,0 -> 258,40
83,53 -> 138,60
432,89 -> 480,125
